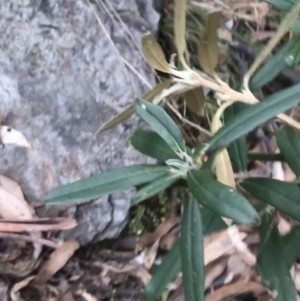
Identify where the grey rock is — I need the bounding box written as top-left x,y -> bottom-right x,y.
0,0 -> 161,245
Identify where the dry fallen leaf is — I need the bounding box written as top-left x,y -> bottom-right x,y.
34,239 -> 80,285
1,126 -> 31,148
204,226 -> 253,266
144,239 -> 160,270
283,162 -> 296,182
205,281 -> 266,301
0,186 -> 34,220
0,175 -> 27,203
136,217 -> 180,251
205,258 -> 227,289
77,290 -> 97,301
159,231 -> 178,250
225,254 -> 251,284
10,276 -> 35,301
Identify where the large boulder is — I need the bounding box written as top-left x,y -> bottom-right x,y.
0,0 -> 162,245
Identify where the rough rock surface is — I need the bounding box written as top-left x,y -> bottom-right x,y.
0,0 -> 161,245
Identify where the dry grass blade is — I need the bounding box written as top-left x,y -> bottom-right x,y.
95,79 -> 173,135
174,0 -> 188,66
34,239 -> 80,285
0,217 -> 77,233
142,33 -> 172,73
198,11 -> 221,76
183,87 -> 205,116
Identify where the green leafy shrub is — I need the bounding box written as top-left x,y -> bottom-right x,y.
44,0 -> 300,300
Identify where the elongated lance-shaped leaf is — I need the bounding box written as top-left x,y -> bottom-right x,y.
201,207 -> 226,234
284,35 -> 300,68
250,39 -> 295,90
187,170 -> 259,225
174,0 -> 187,64
224,102 -> 247,173
198,11 -> 221,75
144,239 -> 181,301
96,79 -> 173,135
183,87 -> 205,116
276,125 -> 300,177
181,195 -> 204,301
203,83 -> 300,153
240,178 -> 300,223
248,153 -> 285,162
134,98 -> 186,154
142,33 -> 173,73
44,165 -> 171,205
131,172 -> 181,205
211,102 -> 236,190
257,213 -> 296,301
282,227 -> 300,269
144,205 -> 225,301
129,129 -> 180,162
263,0 -> 296,11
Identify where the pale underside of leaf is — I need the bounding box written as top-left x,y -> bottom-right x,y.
183,87 -> 205,116
174,0 -> 188,64
142,33 -> 173,73
211,102 -> 236,190
198,11 -> 221,75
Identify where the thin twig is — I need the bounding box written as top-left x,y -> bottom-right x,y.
167,102 -> 212,136
0,233 -> 60,249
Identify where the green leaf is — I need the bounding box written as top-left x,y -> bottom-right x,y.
276,125 -> 300,177
174,0 -> 187,63
263,0 -> 295,11
251,39 -> 295,90
129,129 -> 180,162
187,170 -> 259,225
224,102 -> 247,173
282,227 -> 300,269
181,195 -> 204,301
203,83 -> 300,153
284,36 -> 300,68
248,153 -> 285,162
96,79 -> 173,135
183,87 -> 205,116
240,178 -> 300,223
144,239 -> 181,301
198,11 -> 221,75
257,213 -> 296,301
134,98 -> 186,154
131,172 -> 181,205
201,207 -> 226,235
44,165 -> 171,205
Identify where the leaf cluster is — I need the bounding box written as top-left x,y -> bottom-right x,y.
44,0 -> 300,300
